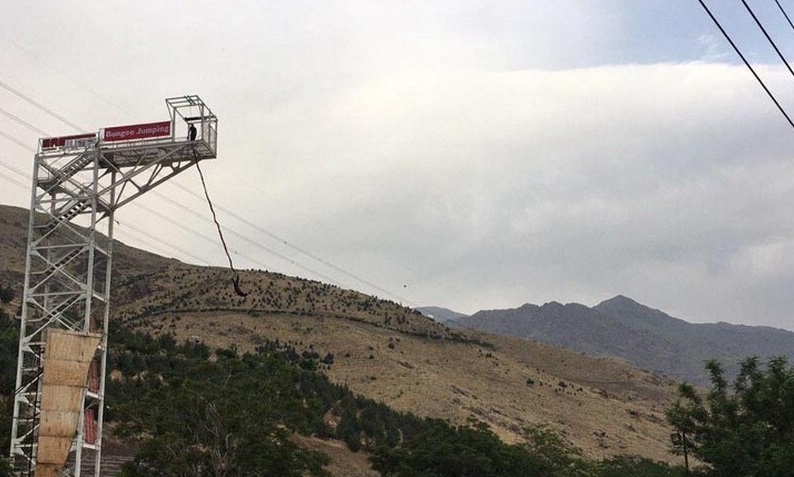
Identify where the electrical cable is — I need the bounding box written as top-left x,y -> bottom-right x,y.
0,78 -> 87,132
165,181 -> 416,305
140,194 -> 343,286
0,159 -> 32,182
115,219 -> 212,266
0,129 -> 36,152
0,80 -> 418,306
0,36 -> 138,120
696,0 -> 794,130
774,0 -> 794,33
0,107 -> 50,136
114,200 -> 275,273
740,0 -> 794,79
0,170 -> 28,190
0,152 -> 252,272
0,74 -> 415,303
1,126 -> 342,288
172,169 -> 442,302
0,127 -> 414,305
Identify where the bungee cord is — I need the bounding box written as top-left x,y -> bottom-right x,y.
195,157 -> 248,297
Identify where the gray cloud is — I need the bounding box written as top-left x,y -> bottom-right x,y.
231,63 -> 794,328
2,2 -> 794,330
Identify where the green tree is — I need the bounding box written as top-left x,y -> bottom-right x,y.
0,457 -> 12,477
371,420 -> 552,477
594,455 -> 687,477
0,306 -> 18,453
523,426 -> 591,476
666,357 -> 794,477
116,353 -> 331,477
0,284 -> 13,304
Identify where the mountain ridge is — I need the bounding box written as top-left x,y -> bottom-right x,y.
453,295 -> 794,386
415,306 -> 469,323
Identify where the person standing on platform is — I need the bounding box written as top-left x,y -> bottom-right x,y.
188,123 -> 197,141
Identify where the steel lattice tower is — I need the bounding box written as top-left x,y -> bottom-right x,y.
10,96 -> 218,477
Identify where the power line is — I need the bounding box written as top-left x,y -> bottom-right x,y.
0,107 -> 50,136
130,196 -> 344,290
0,129 -> 36,152
0,77 -> 87,132
0,125 -> 345,289
1,153 -> 257,275
0,170 -> 28,190
115,219 -> 212,266
136,196 -> 343,287
0,158 -> 32,181
740,0 -> 794,79
146,180 -> 402,298
0,154 -> 29,195
176,169 -> 445,298
696,0 -> 794,130
0,84 -> 419,307
774,0 -> 794,33
0,70 -> 419,305
167,180 -> 416,305
120,200 -> 276,273
0,36 -> 139,120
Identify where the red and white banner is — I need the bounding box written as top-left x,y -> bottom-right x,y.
103,120 -> 171,142
41,133 -> 96,150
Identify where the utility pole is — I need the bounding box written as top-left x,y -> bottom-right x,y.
671,430 -> 690,475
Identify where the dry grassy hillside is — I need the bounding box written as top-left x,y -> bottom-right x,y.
0,205 -> 177,288
0,204 -> 684,469
115,264 -> 682,464
0,205 -> 29,277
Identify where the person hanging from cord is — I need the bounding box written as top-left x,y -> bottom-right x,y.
188,123 -> 197,141
232,275 -> 248,297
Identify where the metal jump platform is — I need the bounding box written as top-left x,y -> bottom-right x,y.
35,95 -> 217,212
11,95 -> 217,477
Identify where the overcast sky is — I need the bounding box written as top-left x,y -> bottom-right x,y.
3,1 -> 794,330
